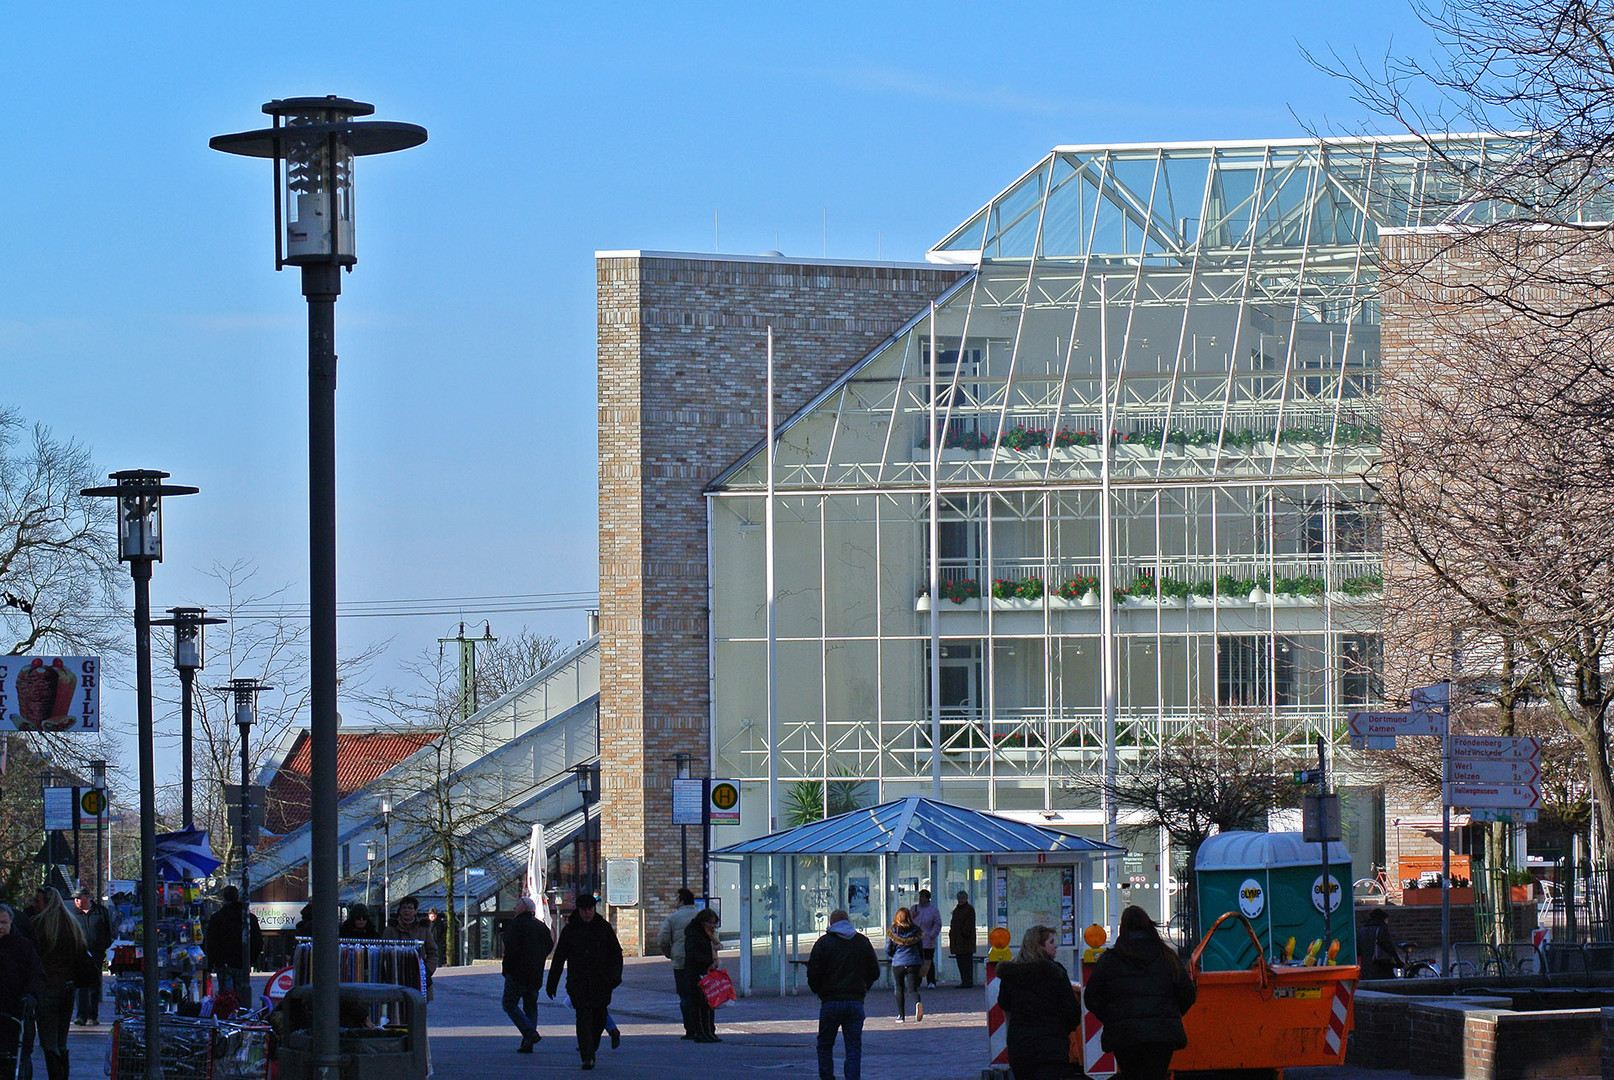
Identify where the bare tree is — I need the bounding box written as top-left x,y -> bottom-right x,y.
368,628 -> 563,962
0,408 -> 125,887
1072,715 -> 1306,941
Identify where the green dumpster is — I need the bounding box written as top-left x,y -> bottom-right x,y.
1194,832 -> 1355,972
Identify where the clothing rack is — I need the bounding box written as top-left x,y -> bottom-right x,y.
290,939 -> 426,996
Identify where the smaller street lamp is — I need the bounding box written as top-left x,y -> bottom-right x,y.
380,796 -> 393,916
365,842 -> 376,910
151,606 -> 227,829
81,470 -> 197,1080
572,763 -> 599,899
217,677 -> 271,993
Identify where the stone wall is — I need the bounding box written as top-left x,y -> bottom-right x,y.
595,252 -> 966,952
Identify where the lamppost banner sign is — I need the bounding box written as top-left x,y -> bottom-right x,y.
0,656 -> 100,731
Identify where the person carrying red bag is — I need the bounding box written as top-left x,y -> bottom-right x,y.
684,908 -> 724,1043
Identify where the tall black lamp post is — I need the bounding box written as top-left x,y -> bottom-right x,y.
573,763 -> 598,898
219,677 -> 271,988
151,606 -> 226,828
212,98 -> 425,1075
81,470 -> 197,1080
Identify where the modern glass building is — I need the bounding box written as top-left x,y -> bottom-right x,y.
703,135 -> 1520,932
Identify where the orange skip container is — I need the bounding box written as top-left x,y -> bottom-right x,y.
1173,912 -> 1358,1073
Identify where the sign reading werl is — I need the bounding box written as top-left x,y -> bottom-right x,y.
0,656 -> 99,732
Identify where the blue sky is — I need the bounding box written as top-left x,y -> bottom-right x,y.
2,3 -> 1435,773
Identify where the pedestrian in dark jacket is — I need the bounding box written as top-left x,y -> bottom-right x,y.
0,904 -> 46,1077
1081,906 -> 1197,1080
683,908 -> 722,1042
203,886 -> 263,1000
1361,908 -> 1402,980
949,892 -> 978,988
545,894 -> 623,1069
70,889 -> 111,1025
501,897 -> 554,1053
337,903 -> 379,940
996,924 -> 1081,1080
807,909 -> 880,1080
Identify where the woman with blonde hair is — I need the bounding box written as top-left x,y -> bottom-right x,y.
996,924 -> 1081,1079
30,886 -> 86,1080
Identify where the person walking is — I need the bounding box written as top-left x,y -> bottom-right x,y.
807,908 -> 880,1080
1361,908 -> 1403,980
912,890 -> 942,988
338,902 -> 380,940
655,888 -> 700,1040
384,896 -> 440,1000
545,894 -> 623,1070
886,906 -> 924,1022
948,891 -> 978,989
28,887 -> 84,1080
996,924 -> 1082,1080
1082,905 -> 1197,1080
69,889 -> 110,1025
501,897 -> 554,1053
683,908 -> 722,1042
0,904 -> 46,1080
203,886 -> 263,1000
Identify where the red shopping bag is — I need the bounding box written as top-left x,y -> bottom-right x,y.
700,968 -> 736,1008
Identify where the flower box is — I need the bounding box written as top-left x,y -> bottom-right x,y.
1401,886 -> 1474,906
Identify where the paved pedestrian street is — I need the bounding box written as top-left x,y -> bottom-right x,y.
63,957 -> 1422,1080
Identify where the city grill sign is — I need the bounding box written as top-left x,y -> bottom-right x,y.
0,657 -> 100,732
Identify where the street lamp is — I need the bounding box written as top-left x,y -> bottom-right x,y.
380,797 -> 393,917
365,843 -> 376,910
572,763 -> 598,899
150,606 -> 227,828
81,469 -> 197,1080
212,99 -> 425,1076
218,677 -> 271,991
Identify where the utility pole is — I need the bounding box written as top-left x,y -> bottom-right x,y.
440,621 -> 496,723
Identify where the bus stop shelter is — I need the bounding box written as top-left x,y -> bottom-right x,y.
711,796 -> 1123,995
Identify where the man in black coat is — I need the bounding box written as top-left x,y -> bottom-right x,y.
70,889 -> 112,1025
545,894 -> 623,1070
502,897 -> 554,1053
203,886 -> 263,1000
806,909 -> 880,1080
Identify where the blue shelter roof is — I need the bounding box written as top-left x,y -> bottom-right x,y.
712,797 -> 1125,857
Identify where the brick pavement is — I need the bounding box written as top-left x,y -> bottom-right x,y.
61,955 -> 1422,1080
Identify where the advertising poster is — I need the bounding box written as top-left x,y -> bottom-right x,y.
0,656 -> 100,731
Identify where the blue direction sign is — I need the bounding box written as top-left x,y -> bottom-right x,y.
1348,710 -> 1446,739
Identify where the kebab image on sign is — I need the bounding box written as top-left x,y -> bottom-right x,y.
0,656 -> 99,732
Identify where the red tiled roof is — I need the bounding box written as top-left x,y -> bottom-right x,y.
263,730 -> 438,836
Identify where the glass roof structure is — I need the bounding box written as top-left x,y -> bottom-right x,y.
712,796 -> 1123,856
710,135 -> 1530,496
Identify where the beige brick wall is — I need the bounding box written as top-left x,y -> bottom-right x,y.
596,253 -> 966,953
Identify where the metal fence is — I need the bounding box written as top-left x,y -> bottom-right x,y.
1537,864 -> 1613,944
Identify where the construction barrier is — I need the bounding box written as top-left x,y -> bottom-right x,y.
1078,959 -> 1116,1079
983,960 -> 1007,1068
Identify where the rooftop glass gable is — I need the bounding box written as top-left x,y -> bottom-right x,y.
930,135 -> 1526,262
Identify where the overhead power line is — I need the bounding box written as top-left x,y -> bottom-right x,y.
83,590 -> 601,622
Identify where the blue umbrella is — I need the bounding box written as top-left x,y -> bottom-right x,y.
152,828 -> 221,880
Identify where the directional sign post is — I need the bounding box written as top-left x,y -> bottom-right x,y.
1445,782 -> 1541,810
1348,710 -> 1447,739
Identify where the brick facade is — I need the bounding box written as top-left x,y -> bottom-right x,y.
595,252 -> 966,952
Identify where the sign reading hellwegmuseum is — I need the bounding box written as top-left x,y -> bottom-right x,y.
0,657 -> 99,731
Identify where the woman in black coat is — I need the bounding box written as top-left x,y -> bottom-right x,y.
683,908 -> 721,1043
995,924 -> 1081,1080
1082,906 -> 1197,1080
0,904 -> 47,1070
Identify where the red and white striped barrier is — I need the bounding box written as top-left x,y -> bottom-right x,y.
1080,961 -> 1116,1079
984,960 -> 1007,1067
1323,979 -> 1353,1057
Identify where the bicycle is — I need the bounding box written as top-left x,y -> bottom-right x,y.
1395,941 -> 1441,978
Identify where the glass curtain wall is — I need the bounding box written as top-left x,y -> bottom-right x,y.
709,137 -> 1505,914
